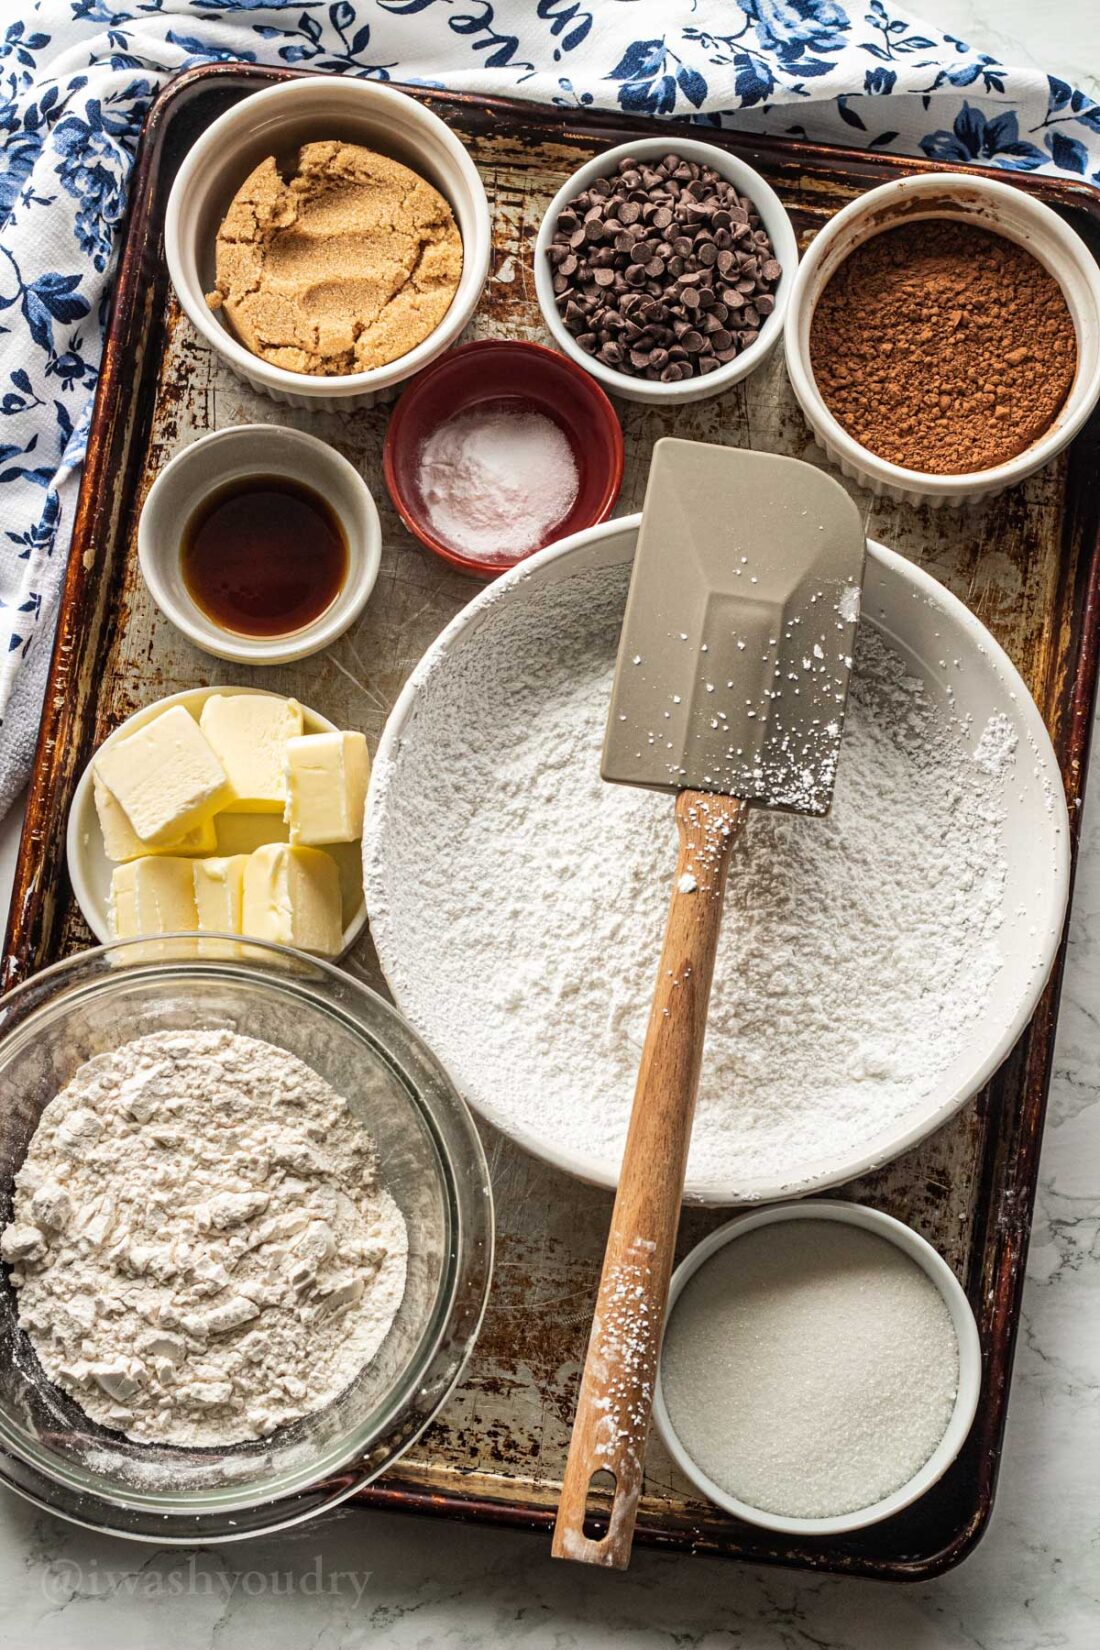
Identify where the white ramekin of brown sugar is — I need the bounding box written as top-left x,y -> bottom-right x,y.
784,171 -> 1100,507
165,78 -> 491,412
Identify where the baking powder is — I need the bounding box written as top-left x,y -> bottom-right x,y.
416,399 -> 579,561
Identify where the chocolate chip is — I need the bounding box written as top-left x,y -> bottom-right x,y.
544,150 -> 782,384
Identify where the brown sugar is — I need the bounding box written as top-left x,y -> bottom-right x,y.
207,141 -> 463,377
808,219 -> 1077,475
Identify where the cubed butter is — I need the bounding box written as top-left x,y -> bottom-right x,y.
199,694 -> 304,814
193,854 -> 249,958
284,731 -> 370,846
242,844 -> 343,957
93,705 -> 229,846
109,857 -> 199,944
94,775 -> 216,863
214,813 -> 287,857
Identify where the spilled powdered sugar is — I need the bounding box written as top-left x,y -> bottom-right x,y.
973,711 -> 1019,778
1,1031 -> 407,1446
367,565 -> 1014,1193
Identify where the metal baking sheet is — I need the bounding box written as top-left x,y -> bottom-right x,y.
4,65 -> 1098,1580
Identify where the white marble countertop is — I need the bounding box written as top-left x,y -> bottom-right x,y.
1,3 -> 1098,1644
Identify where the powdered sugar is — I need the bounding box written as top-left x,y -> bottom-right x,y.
2,1030 -> 407,1446
366,563 -> 1014,1195
973,711 -> 1019,777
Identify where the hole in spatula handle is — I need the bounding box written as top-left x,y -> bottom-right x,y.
582,1467 -> 617,1540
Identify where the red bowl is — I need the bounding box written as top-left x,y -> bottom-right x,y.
383,339 -> 624,578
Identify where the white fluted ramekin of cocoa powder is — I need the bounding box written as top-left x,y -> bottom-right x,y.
784,172 -> 1100,507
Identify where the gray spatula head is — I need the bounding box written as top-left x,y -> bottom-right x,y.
602,440 -> 865,817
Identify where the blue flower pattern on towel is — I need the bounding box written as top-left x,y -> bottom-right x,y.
0,0 -> 1097,806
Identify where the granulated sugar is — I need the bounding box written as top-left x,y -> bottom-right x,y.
659,1221 -> 960,1519
366,565 -> 1012,1192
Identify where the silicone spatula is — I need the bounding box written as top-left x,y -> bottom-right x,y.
552,439 -> 866,1569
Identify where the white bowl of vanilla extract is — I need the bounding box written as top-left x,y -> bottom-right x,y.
138,425 -> 381,664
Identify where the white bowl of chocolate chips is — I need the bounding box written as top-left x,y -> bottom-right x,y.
536,138 -> 798,406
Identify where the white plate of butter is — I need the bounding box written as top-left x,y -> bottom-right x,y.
67,686 -> 369,958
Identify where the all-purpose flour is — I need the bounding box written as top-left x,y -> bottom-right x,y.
366,565 -> 1012,1192
1,1030 -> 407,1445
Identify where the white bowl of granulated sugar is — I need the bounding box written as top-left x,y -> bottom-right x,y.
652,1202 -> 982,1534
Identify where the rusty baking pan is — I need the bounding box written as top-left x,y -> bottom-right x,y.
3,65 -> 1098,1580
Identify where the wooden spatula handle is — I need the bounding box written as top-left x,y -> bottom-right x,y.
552,789 -> 748,1568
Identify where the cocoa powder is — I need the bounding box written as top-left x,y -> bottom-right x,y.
809,219 -> 1077,475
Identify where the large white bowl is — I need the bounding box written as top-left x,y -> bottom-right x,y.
364,516 -> 1070,1204
535,138 -> 797,407
165,78 -> 491,411
784,172 -> 1100,507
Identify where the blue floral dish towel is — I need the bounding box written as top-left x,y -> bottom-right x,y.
0,0 -> 1097,816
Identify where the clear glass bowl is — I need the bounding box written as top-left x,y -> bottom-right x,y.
0,938 -> 493,1542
